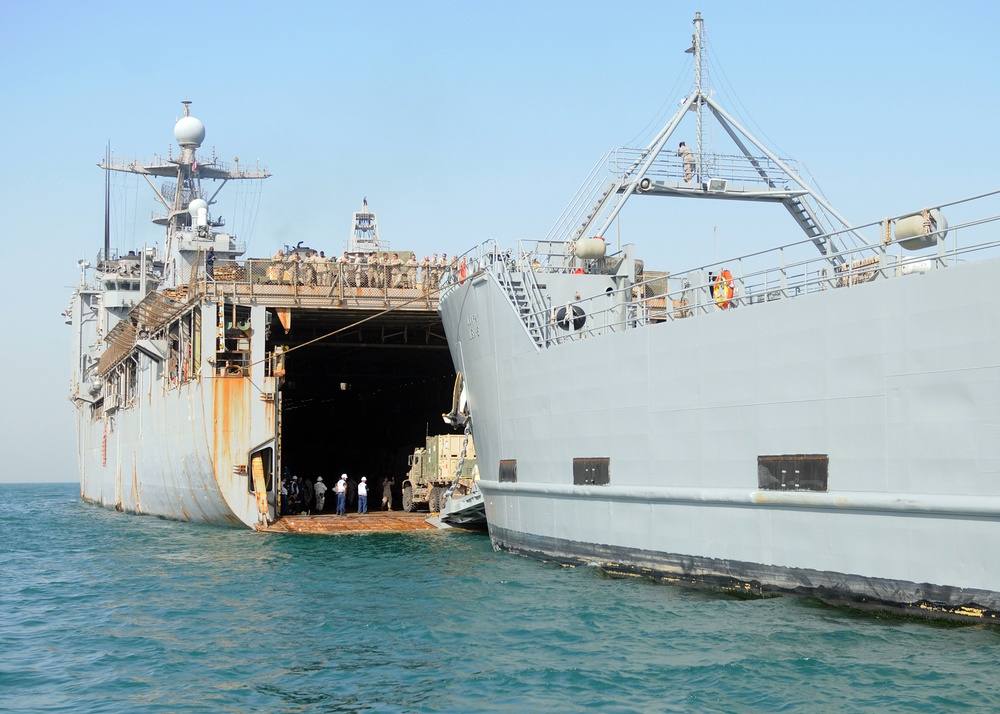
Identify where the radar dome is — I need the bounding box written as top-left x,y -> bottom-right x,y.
188,198 -> 208,214
174,116 -> 206,147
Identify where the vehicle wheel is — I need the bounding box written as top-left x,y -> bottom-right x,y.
402,484 -> 415,512
427,486 -> 440,513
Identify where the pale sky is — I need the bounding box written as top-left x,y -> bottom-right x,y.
3,0 -> 998,483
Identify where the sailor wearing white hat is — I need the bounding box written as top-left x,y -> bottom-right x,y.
313,476 -> 327,512
357,476 -> 369,514
335,474 -> 348,516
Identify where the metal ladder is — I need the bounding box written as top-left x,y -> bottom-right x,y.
496,268 -> 549,348
784,195 -> 846,267
544,150 -> 620,245
569,181 -> 618,244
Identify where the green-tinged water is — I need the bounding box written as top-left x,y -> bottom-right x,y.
2,483 -> 999,713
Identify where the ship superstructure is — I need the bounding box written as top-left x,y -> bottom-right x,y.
437,14 -> 1000,621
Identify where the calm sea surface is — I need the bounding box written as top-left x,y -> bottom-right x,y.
2,482 -> 999,713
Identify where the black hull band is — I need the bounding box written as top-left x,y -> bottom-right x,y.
488,525 -> 1000,624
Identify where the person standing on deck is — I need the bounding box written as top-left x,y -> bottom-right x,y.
405,254 -> 418,288
677,141 -> 695,182
337,251 -> 350,287
378,252 -> 390,289
420,256 -> 432,292
288,476 -> 302,514
353,253 -> 364,288
428,253 -> 439,291
300,476 -> 314,513
267,249 -> 284,284
205,248 -> 215,280
335,474 -> 348,516
367,253 -> 379,288
381,475 -> 394,511
358,476 -> 369,514
390,253 -> 403,288
313,476 -> 327,512
302,251 -> 316,286
318,251 -> 331,286
288,251 -> 303,285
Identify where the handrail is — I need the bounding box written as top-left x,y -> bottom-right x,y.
191,258 -> 441,311
439,194 -> 1000,346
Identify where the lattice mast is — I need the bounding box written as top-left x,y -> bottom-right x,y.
689,11 -> 706,184
553,13 -> 868,265
99,100 -> 270,287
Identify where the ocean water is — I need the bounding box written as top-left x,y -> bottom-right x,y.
2,483 -> 999,713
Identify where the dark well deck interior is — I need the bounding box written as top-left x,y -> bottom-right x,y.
266,304 -> 456,513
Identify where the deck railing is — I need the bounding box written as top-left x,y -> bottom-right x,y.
443,191 -> 1000,348
193,258 -> 442,311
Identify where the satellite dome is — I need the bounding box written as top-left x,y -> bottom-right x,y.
174,115 -> 206,148
188,198 -> 208,214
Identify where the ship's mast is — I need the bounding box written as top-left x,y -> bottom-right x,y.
689,11 -> 705,184
100,100 -> 270,287
549,12 -> 866,266
103,142 -> 111,268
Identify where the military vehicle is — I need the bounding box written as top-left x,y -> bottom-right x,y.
402,434 -> 476,513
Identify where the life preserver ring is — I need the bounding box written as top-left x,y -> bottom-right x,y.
554,304 -> 586,331
458,257 -> 467,284
572,268 -> 584,275
713,269 -> 734,309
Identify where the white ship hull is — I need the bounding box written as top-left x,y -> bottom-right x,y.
71,296 -> 277,527
439,251 -> 1000,620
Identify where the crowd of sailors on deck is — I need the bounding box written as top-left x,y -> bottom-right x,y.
281,471 -> 396,516
255,249 -> 457,291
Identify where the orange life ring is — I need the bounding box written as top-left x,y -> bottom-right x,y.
713,269 -> 734,309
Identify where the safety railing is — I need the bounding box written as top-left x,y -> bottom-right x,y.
582,204 -> 1000,342
608,148 -> 801,187
443,191 -> 1000,348
193,258 -> 444,310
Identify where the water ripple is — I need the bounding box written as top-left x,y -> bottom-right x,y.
2,483 -> 1000,713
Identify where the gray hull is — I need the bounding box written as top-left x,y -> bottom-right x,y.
440,483 -> 487,530
72,298 -> 276,527
439,252 -> 1000,621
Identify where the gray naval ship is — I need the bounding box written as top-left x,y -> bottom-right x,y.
66,102 -> 455,528
437,14 -> 1000,621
